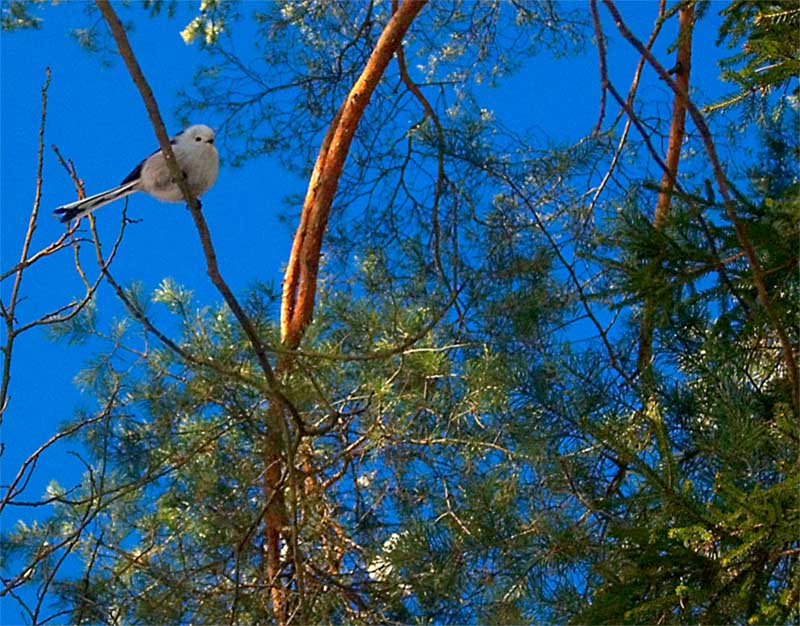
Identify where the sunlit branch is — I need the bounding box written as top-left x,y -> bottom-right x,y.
281,0 -> 429,350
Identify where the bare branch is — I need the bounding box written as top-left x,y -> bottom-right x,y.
588,0 -> 666,214
0,68 -> 50,425
94,0 -> 302,429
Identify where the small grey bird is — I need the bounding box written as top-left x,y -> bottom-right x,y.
54,124 -> 219,223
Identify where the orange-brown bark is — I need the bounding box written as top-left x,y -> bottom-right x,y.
272,3 -> 428,622
637,3 -> 694,375
653,4 -> 693,229
281,0 -> 428,349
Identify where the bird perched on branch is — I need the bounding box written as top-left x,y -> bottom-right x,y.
54,124 -> 219,223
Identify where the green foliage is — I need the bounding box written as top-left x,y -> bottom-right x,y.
713,0 -> 800,116
1,0 -> 45,31
570,104 -> 800,625
46,297 -> 97,345
152,277 -> 193,315
141,0 -> 179,19
178,0 -> 225,45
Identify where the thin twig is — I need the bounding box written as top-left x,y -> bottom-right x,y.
0,68 -> 51,424
394,0 -> 458,309
588,0 -> 666,214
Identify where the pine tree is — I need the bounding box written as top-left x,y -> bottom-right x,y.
2,2 -> 797,623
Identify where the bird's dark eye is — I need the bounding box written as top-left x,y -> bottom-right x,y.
195,136 -> 202,142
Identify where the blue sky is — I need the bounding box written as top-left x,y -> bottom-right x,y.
1,1 -> 731,620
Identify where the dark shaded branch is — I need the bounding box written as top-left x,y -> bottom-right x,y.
394,0 -> 460,312
589,0 -> 608,136
602,0 -> 799,407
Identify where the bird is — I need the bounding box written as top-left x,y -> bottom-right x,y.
54,124 -> 219,223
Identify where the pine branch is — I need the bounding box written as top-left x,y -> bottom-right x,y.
603,0 -> 799,409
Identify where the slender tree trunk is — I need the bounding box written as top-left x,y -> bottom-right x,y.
281,0 -> 429,349
268,2 -> 429,622
637,3 -> 694,377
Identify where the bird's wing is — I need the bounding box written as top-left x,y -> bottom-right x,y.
119,136 -> 179,185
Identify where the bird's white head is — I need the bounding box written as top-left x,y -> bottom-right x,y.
178,124 -> 216,146
170,124 -> 219,197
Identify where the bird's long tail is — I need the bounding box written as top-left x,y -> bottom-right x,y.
54,180 -> 139,223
